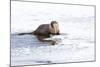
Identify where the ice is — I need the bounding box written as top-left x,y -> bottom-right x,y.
11,1 -> 95,66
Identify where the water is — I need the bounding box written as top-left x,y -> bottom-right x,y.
11,33 -> 95,66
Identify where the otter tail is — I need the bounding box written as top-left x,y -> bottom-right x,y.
18,32 -> 33,35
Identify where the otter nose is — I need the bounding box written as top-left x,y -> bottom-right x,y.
53,24 -> 59,34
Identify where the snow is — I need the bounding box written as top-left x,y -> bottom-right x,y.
11,1 -> 95,66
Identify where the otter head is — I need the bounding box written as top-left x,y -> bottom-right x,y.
49,21 -> 59,35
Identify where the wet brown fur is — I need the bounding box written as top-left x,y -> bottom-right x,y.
33,21 -> 60,45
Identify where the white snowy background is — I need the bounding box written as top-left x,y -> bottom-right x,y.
11,1 -> 95,66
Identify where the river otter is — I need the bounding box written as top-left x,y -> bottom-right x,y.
18,21 -> 60,45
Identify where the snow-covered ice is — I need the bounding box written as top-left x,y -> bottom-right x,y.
11,1 -> 95,66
